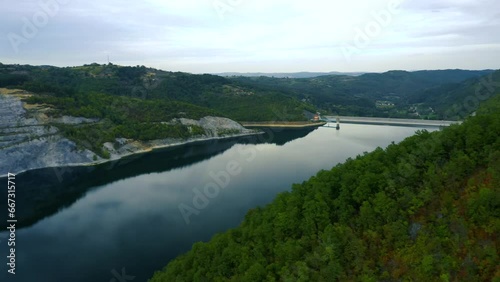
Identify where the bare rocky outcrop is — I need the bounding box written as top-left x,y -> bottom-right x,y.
0,90 -> 98,176
102,116 -> 256,160
0,90 -> 258,176
177,116 -> 253,137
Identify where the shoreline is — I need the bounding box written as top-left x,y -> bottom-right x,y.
0,131 -> 263,178
2,116 -> 458,177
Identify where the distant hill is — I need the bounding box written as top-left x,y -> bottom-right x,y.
0,63 -> 314,122
0,63 -> 495,121
230,69 -> 496,118
409,70 -> 500,119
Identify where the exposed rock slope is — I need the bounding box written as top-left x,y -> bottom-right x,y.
0,89 -> 256,176
0,89 -> 97,176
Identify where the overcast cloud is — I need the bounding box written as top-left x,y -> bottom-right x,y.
1,0 -> 499,73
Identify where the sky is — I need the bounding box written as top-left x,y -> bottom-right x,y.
1,0 -> 499,73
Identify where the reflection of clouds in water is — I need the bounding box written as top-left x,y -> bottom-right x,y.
328,124 -> 435,147
29,125 -> 430,235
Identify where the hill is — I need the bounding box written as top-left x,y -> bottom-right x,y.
1,64 -> 494,121
409,70 -> 500,120
0,63 -> 314,122
213,72 -> 366,78
149,95 -> 500,281
230,69 -> 495,118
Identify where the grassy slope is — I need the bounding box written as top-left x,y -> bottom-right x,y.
150,96 -> 500,281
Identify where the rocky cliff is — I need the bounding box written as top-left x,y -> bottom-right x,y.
0,89 -> 256,176
0,89 -> 98,176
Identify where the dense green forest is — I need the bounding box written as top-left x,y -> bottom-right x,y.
230,70 -> 495,118
1,63 -> 495,121
0,63 -> 313,122
150,95 -> 500,281
409,70 -> 500,120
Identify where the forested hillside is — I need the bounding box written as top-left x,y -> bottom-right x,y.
1,63 -> 495,121
231,70 -> 495,118
150,95 -> 500,281
24,92 -> 218,157
0,63 -> 313,121
409,70 -> 500,120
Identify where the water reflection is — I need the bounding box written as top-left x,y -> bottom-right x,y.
0,125 -> 433,282
0,129 -> 316,230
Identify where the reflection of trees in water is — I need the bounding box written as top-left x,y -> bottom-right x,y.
1,128 -> 315,229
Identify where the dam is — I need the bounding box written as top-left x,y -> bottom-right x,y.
324,116 -> 461,128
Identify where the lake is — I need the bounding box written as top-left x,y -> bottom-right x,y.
0,124 -> 437,282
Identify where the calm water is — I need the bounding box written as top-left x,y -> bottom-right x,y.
0,124 -> 436,282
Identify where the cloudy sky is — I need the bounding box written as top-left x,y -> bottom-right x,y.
1,0 -> 499,73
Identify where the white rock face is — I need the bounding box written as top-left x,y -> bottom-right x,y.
103,117 -> 256,160
199,116 -> 248,135
176,116 -> 253,137
0,94 -> 257,175
0,93 -> 98,176
51,116 -> 100,125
